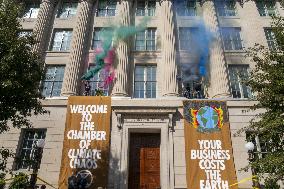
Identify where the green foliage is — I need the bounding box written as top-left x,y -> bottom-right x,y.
264,178 -> 280,189
8,173 -> 29,189
244,16 -> 284,187
0,173 -> 5,188
94,89 -> 104,96
0,147 -> 13,173
0,0 -> 47,171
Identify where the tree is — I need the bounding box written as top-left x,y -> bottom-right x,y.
243,16 -> 284,188
8,172 -> 29,189
0,0 -> 47,172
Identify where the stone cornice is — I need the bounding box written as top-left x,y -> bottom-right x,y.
113,107 -> 177,115
78,0 -> 94,3
41,0 -> 58,4
40,98 -> 258,108
199,0 -> 245,6
118,0 -> 133,3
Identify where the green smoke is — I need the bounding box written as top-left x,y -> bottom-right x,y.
81,17 -> 149,81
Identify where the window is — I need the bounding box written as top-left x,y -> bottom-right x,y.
87,65 -> 109,96
215,1 -> 236,16
221,27 -> 243,50
16,129 -> 46,170
182,81 -> 205,99
136,0 -> 156,16
97,0 -> 116,17
92,28 -> 102,49
246,132 -> 271,161
23,3 -> 40,18
256,1 -> 277,17
57,1 -> 78,18
264,29 -> 277,51
174,0 -> 197,16
228,65 -> 252,98
42,66 -> 65,97
135,28 -> 156,51
179,27 -> 197,50
91,28 -> 112,49
50,30 -> 72,51
251,135 -> 269,159
134,65 -> 157,98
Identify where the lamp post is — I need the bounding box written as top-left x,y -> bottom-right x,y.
245,142 -> 261,188
30,139 -> 45,189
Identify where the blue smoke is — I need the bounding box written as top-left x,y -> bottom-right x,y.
180,19 -> 215,82
191,20 -> 213,77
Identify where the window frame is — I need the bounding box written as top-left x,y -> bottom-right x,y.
256,0 -> 278,17
41,65 -> 65,98
136,0 -> 156,16
215,0 -> 237,17
86,65 -> 110,96
91,27 -> 112,50
134,65 -> 157,98
220,27 -> 243,51
246,132 -> 270,160
228,64 -> 252,99
15,129 -> 47,170
96,0 -> 117,17
178,27 -> 198,51
135,28 -> 157,51
264,28 -> 277,51
92,28 -> 103,50
50,30 -> 73,52
22,2 -> 40,19
57,1 -> 78,18
173,0 -> 197,17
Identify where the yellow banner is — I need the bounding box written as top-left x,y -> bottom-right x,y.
183,100 -> 238,189
58,96 -> 111,189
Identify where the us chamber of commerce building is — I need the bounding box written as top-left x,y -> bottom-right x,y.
1,0 -> 284,189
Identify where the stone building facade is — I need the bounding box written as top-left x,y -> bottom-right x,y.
1,0 -> 283,189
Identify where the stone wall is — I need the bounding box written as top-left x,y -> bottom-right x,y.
0,99 -> 261,189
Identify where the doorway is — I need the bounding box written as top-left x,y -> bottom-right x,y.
128,133 -> 161,189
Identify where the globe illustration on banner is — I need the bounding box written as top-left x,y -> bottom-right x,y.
196,106 -> 218,129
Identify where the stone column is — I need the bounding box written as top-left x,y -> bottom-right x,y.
160,0 -> 178,97
202,1 -> 231,98
33,0 -> 57,54
111,0 -> 131,97
61,0 -> 93,96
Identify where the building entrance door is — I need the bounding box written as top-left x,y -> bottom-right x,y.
128,133 -> 160,189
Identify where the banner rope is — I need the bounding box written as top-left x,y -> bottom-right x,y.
229,175 -> 259,188
36,176 -> 57,189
